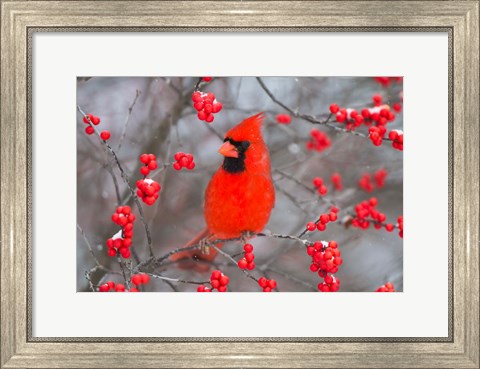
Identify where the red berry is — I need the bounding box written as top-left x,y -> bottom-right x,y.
140,274 -> 150,284
246,262 -> 256,270
193,102 -> 204,111
83,114 -> 93,124
192,92 -> 202,102
385,223 -> 394,232
129,288 -> 139,292
268,279 -> 277,289
306,222 -> 316,231
205,113 -> 214,123
329,104 -> 340,114
213,102 -> 223,113
373,94 -> 382,106
140,166 -> 150,176
219,275 -> 230,286
197,111 -> 207,120
237,258 -> 248,269
317,223 -> 326,231
329,240 -> 338,249
211,270 -> 222,280
132,275 -> 142,286
276,114 -> 292,124
91,116 -> 100,125
258,277 -> 268,288
243,243 -> 253,253
244,252 -> 255,263
99,284 -> 110,292
313,177 -> 323,187
100,130 -> 110,140
85,126 -> 94,135
320,214 -> 330,224
115,284 -> 125,292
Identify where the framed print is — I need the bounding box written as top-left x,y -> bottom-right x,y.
1,1 -> 478,368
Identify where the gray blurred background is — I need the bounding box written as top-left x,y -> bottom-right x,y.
77,77 -> 403,292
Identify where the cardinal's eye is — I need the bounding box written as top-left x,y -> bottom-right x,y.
241,141 -> 250,150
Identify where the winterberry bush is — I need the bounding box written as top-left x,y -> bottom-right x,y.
77,77 -> 403,292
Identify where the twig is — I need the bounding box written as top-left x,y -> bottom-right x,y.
77,224 -> 101,267
265,267 -> 318,291
117,89 -> 141,152
85,270 -> 96,292
147,273 -> 209,286
104,164 -> 122,206
117,256 -> 131,289
274,168 -> 337,209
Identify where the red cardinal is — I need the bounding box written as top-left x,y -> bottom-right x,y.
171,112 -> 275,265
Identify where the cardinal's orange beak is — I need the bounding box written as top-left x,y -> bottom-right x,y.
218,141 -> 239,158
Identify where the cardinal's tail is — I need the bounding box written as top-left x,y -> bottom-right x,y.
170,228 -> 224,270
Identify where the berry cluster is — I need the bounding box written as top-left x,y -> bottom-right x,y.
331,105 -> 365,129
82,113 -> 110,140
368,126 -> 387,146
192,91 -> 223,123
139,154 -> 158,176
237,243 -> 256,270
306,129 -> 331,152
351,197 -> 399,235
358,169 -> 388,192
131,273 -> 151,289
173,152 -> 196,171
98,281 -> 138,292
330,96 -> 402,149
313,177 -> 328,195
352,197 -> 385,229
373,77 -> 402,87
376,282 -> 395,292
318,274 -> 341,292
306,206 -> 339,232
388,130 -> 404,151
363,106 -> 396,125
136,179 -> 161,206
397,216 -> 403,238
107,206 -> 136,259
331,173 -> 343,191
306,240 -> 342,292
209,270 -> 230,292
258,277 -> 277,292
276,114 -> 292,124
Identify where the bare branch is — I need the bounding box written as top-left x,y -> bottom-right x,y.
117,89 -> 141,152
